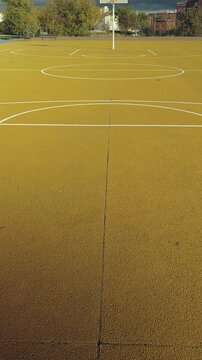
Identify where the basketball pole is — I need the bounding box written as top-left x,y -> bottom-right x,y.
112,2 -> 115,50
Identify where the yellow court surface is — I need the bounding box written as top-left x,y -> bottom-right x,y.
0,38 -> 202,359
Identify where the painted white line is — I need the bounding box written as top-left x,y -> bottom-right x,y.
0,102 -> 201,125
185,70 -> 202,72
9,49 -> 202,60
69,49 -> 80,56
1,123 -> 202,128
41,63 -> 185,81
10,49 -> 73,59
82,54 -> 202,60
53,69 -> 177,72
0,48 -> 12,53
0,69 -> 39,71
0,100 -> 201,105
148,54 -> 202,59
81,54 -> 146,59
147,49 -> 157,56
10,49 -> 24,55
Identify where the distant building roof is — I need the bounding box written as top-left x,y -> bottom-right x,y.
177,0 -> 202,9
0,13 -> 4,23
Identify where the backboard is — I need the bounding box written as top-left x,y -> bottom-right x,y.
100,0 -> 128,3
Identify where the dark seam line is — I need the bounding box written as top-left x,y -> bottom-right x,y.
0,340 -> 94,346
96,98 -> 112,360
102,342 -> 202,350
1,340 -> 201,350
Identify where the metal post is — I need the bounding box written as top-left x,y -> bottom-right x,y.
112,3 -> 115,50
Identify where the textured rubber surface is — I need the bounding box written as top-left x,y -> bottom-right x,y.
0,38 -> 202,359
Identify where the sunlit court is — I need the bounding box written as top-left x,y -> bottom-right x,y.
0,38 -> 202,359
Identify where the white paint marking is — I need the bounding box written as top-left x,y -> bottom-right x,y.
1,123 -> 202,128
0,69 -> 39,71
147,49 -> 157,56
69,49 -> 80,56
10,49 -> 73,59
185,70 -> 202,72
0,102 -> 201,125
10,49 -> 24,55
0,100 -> 201,105
53,69 -> 177,72
41,63 -> 185,81
0,48 -> 12,53
10,49 -> 202,60
81,54 -> 146,59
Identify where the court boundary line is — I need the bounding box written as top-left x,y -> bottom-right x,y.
1,124 -> 202,128
0,100 -> 201,105
0,69 -> 39,71
81,54 -> 202,59
81,54 -> 146,59
9,48 -> 202,60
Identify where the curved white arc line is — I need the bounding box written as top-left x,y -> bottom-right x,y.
41,73 -> 185,81
10,49 -> 24,55
0,100 -> 202,105
10,49 -> 75,59
0,102 -> 201,125
42,63 -> 183,69
41,63 -> 185,81
0,48 -> 12,53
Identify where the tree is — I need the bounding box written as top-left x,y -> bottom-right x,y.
38,0 -> 100,36
116,7 -> 138,34
137,12 -> 149,34
38,2 -> 62,35
4,0 -> 39,37
176,8 -> 202,36
116,7 -> 148,35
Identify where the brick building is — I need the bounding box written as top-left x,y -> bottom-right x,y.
176,2 -> 187,12
149,11 -> 177,34
177,0 -> 202,12
149,0 -> 202,34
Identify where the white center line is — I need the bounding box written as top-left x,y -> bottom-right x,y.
0,69 -> 39,71
1,124 -> 202,128
147,49 -> 157,56
69,49 -> 80,56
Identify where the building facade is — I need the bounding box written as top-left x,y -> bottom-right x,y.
177,0 -> 202,12
149,11 -> 177,34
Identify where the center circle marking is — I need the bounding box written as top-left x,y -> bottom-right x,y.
41,63 -> 185,81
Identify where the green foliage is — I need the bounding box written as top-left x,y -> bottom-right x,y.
137,11 -> 149,35
116,7 -> 148,35
38,0 -> 100,36
176,8 -> 202,36
38,2 -> 62,35
4,0 -> 40,37
116,7 -> 138,34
